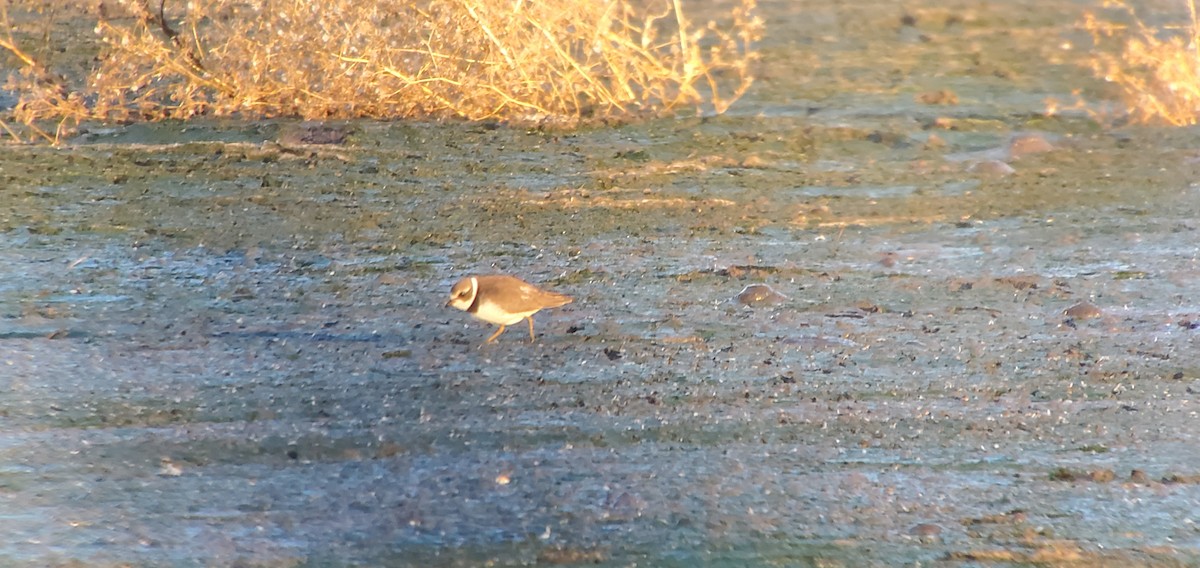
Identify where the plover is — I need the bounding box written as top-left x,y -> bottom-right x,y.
446,274 -> 573,344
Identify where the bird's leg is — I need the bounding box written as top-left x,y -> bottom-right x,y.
484,324 -> 507,344
526,316 -> 536,342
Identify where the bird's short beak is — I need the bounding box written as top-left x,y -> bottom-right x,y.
444,299 -> 453,308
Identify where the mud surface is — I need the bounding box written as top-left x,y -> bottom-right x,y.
3,1 -> 1200,566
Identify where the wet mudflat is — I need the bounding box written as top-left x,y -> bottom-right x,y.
3,0 -> 1200,566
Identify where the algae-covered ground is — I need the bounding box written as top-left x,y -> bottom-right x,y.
2,0 -> 1200,566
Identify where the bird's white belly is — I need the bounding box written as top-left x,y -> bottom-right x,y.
472,300 -> 535,326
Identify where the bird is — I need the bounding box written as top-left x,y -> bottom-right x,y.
445,274 -> 573,344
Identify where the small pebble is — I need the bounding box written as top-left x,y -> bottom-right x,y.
278,122 -> 351,145
917,89 -> 958,105
1063,302 -> 1103,320
909,523 -> 943,537
158,458 -> 183,477
967,160 -> 1016,176
735,284 -> 788,307
740,155 -> 769,168
1008,133 -> 1055,158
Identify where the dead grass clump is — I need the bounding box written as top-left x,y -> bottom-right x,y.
1,0 -> 762,141
1081,0 -> 1200,126
0,1 -> 96,142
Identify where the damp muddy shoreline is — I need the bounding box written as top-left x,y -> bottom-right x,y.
3,0 -> 1200,566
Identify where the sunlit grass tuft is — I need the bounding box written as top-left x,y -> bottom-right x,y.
1080,0 -> 1200,126
1,0 -> 762,142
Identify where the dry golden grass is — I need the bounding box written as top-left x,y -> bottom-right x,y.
1081,0 -> 1200,126
1,0 -> 761,142
0,1 -> 93,142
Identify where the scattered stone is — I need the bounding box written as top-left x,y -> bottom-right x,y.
855,300 -> 881,313
734,284 -> 788,307
1007,133 -> 1056,158
740,154 -> 769,168
375,443 -> 403,459
1112,270 -> 1148,280
278,122 -> 352,145
158,458 -> 184,477
909,522 -> 943,537
1051,468 -> 1117,483
602,490 -> 646,521
717,265 -> 779,279
947,278 -> 974,292
995,275 -> 1040,290
1063,302 -> 1103,320
374,273 -> 403,286
918,89 -> 958,105
1049,467 -> 1078,481
537,546 -> 609,565
967,159 -> 1016,176
963,509 -> 1028,526
1162,473 -> 1200,484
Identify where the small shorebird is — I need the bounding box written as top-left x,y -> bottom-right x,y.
445,274 -> 573,344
